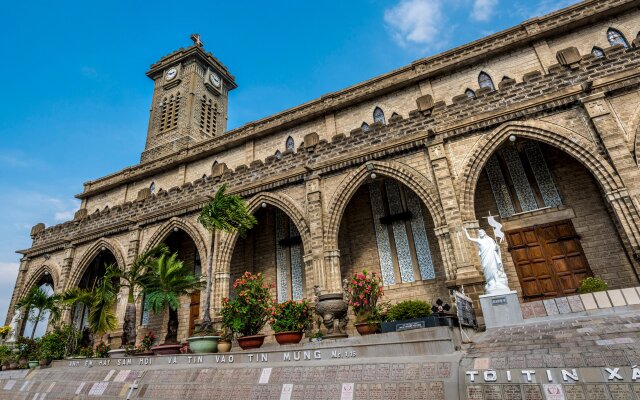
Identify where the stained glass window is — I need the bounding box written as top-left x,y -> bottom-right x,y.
591,47 -> 605,58
275,150 -> 282,160
285,136 -> 295,152
361,122 -> 370,132
607,28 -> 629,48
465,89 -> 476,99
373,107 -> 385,124
478,72 -> 495,91
149,182 -> 156,194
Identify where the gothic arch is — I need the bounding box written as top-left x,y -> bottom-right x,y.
67,238 -> 127,290
324,160 -> 446,249
140,217 -> 209,265
216,191 -> 312,274
18,262 -> 61,299
458,120 -> 625,221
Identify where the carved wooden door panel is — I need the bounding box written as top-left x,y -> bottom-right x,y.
189,291 -> 201,336
506,220 -> 592,301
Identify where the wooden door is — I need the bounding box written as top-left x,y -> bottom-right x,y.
506,220 -> 592,301
189,291 -> 201,336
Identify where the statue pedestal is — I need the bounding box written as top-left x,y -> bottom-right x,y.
479,291 -> 523,329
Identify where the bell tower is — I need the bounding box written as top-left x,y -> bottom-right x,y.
141,34 -> 237,163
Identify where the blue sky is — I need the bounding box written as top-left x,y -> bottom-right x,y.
0,0 -> 579,322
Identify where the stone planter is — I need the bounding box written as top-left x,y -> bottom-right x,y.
274,331 -> 304,345
107,349 -> 127,358
187,336 -> 221,354
217,340 -> 232,353
315,293 -> 349,338
8,363 -> 17,370
38,360 -> 51,367
151,344 -> 182,355
355,322 -> 380,335
380,315 -> 458,333
237,335 -> 266,350
28,360 -> 38,369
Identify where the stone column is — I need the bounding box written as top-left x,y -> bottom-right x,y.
59,245 -> 76,326
306,175 -> 341,293
5,257 -> 29,326
582,93 -> 640,259
212,230 -> 229,318
427,141 -> 482,282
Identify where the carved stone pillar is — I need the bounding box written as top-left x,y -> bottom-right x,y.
212,230 -> 228,317
306,176 -> 339,293
427,141 -> 482,282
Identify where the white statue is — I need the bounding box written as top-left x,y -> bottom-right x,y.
464,227 -> 510,295
6,309 -> 21,343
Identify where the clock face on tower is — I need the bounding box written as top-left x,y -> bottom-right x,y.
166,67 -> 177,81
210,72 -> 221,88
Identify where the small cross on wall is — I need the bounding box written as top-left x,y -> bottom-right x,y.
190,33 -> 204,47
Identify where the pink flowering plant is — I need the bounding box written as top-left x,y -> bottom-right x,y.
140,331 -> 156,351
268,300 -> 313,333
220,272 -> 273,337
346,269 -> 384,323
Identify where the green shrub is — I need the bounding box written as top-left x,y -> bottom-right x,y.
386,300 -> 432,321
577,277 -> 608,294
15,337 -> 38,361
0,346 -> 13,366
38,325 -> 80,361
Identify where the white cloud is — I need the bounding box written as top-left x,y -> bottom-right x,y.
384,0 -> 447,50
81,66 -> 98,78
0,263 -> 19,325
471,0 -> 498,21
54,210 -> 74,221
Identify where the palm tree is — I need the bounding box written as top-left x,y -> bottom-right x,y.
198,184 -> 257,332
61,274 -> 118,339
16,287 -> 61,339
105,244 -> 169,346
141,252 -> 203,344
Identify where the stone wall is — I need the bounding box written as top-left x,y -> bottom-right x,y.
8,0 -> 640,343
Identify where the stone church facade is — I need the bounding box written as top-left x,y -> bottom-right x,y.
7,0 -> 640,344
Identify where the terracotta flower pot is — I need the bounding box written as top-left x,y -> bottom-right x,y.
274,331 -> 304,345
217,340 -> 232,353
355,322 -> 380,335
237,334 -> 266,350
39,360 -> 51,367
151,344 -> 182,355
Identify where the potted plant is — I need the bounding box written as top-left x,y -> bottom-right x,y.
95,341 -> 110,358
345,270 -> 384,335
217,327 -> 233,353
137,331 -> 156,355
0,346 -> 11,370
381,300 -> 439,333
220,272 -> 272,350
16,337 -> 38,368
0,325 -> 10,341
187,327 -> 221,354
269,299 -> 313,345
37,325 -> 77,366
196,183 -> 257,343
141,252 -> 203,355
